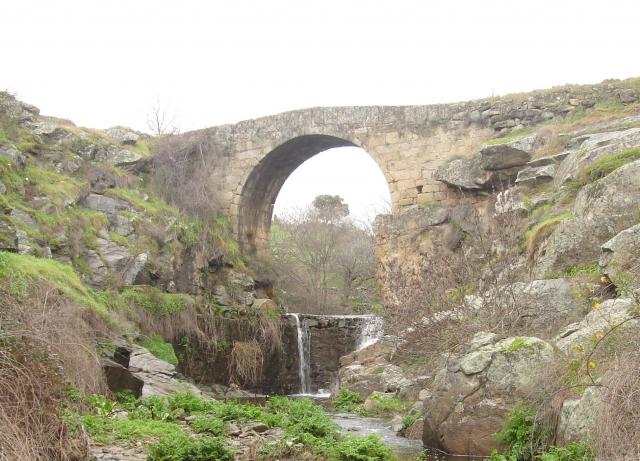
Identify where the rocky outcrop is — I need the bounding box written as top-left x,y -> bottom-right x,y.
555,298 -> 637,354
480,134 -> 537,170
422,333 -> 556,455
555,128 -> 640,187
599,224 -> 640,296
129,345 -> 200,397
556,386 -> 601,446
533,159 -> 640,277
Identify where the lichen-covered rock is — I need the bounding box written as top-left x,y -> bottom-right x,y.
422,334 -> 555,455
0,215 -> 18,251
599,224 -> 640,296
555,128 -> 640,187
556,386 -> 601,446
555,298 -> 637,354
104,126 -> 142,145
480,134 -> 538,170
83,193 -> 130,214
515,164 -> 555,184
533,159 -> 640,278
129,345 -> 200,397
434,158 -> 488,190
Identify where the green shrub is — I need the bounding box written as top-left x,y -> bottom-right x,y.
334,388 -> 365,413
538,443 -> 594,461
492,404 -> 550,461
363,393 -> 410,416
136,335 -> 178,365
334,434 -> 397,461
147,435 -> 234,461
401,413 -> 420,431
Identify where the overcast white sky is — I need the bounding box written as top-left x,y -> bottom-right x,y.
3,0 -> 639,222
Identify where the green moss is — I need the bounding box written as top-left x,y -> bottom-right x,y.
105,188 -> 177,218
0,251 -> 112,318
136,334 -> 178,365
121,286 -> 194,316
502,337 -> 528,353
483,129 -> 532,146
524,212 -> 574,255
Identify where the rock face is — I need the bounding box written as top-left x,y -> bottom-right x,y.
422,334 -> 555,455
555,298 -> 637,354
434,158 -> 488,190
555,128 -> 640,187
480,134 -> 538,170
533,159 -> 640,277
556,386 -> 601,446
486,278 -> 584,336
599,224 -> 640,296
129,345 -> 200,397
339,339 -> 414,398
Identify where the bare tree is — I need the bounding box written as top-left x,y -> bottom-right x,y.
146,96 -> 179,135
271,196 -> 378,314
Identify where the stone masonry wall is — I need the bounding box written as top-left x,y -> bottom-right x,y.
167,78 -> 638,255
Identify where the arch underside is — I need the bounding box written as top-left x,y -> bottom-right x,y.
238,134 -> 357,257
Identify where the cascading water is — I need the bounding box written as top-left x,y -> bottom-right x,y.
290,313 -> 311,394
357,315 -> 384,350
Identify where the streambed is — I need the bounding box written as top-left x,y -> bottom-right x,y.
331,412 -> 485,461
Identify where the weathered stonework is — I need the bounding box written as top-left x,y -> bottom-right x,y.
170,79 -> 637,257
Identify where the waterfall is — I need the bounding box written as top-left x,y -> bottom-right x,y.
357,315 -> 384,350
291,313 -> 311,394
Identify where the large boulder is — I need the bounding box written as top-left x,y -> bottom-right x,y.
434,158 -> 488,190
533,159 -> 640,278
599,224 -> 640,297
129,345 -> 200,397
480,134 -> 538,170
101,358 -> 144,397
104,126 -> 143,145
422,334 -> 555,456
555,128 -> 640,187
515,164 -> 555,185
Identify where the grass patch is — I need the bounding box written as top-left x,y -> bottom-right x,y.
483,128 -> 532,146
0,251 -> 112,317
105,188 -> 177,218
363,392 -> 411,416
121,286 -> 194,317
136,334 -> 178,365
525,212 -> 574,257
581,147 -> 640,183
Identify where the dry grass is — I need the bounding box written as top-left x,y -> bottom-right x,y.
595,349 -> 640,460
229,340 -> 264,387
0,287 -> 110,460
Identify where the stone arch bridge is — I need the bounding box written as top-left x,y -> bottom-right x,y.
176,81 -> 629,257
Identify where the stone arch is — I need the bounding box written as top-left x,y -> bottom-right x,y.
237,134 -> 386,257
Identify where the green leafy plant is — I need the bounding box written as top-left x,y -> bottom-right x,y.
334,388 -> 365,413
147,435 -> 234,461
334,434 -> 397,461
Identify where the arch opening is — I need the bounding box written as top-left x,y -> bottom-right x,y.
238,134 -> 389,258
